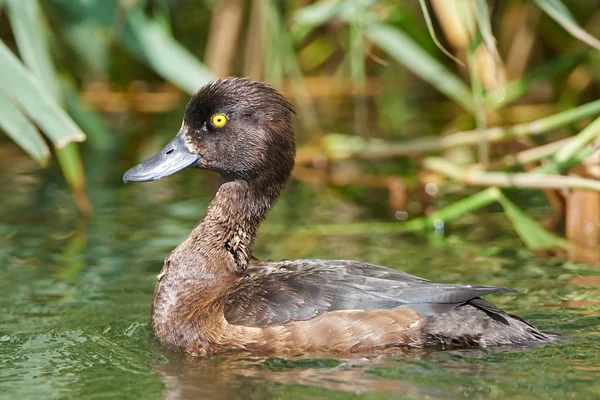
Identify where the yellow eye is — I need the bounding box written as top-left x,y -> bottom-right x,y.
211,114 -> 227,127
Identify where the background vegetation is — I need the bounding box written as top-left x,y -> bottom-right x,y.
1,0 -> 599,262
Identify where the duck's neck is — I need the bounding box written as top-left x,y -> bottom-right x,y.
168,176 -> 280,276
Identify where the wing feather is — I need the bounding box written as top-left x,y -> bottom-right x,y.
224,260 -> 513,327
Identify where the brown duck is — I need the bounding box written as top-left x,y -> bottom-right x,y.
123,78 -> 550,357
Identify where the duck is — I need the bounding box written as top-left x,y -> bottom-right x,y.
123,78 -> 550,356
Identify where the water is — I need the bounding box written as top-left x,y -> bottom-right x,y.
1,155 -> 599,399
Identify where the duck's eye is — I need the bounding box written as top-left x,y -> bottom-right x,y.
211,114 -> 228,127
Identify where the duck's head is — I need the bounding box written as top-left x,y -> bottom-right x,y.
123,78 -> 296,188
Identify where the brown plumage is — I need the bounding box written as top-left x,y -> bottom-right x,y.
123,78 -> 551,357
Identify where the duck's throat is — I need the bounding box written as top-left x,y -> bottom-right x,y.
169,178 -> 278,275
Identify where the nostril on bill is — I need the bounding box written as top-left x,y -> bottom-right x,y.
165,149 -> 174,155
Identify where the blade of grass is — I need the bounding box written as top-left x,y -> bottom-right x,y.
422,160 -> 579,250
290,186 -> 567,251
323,98 -> 600,159
553,116 -> 600,163
56,142 -> 84,190
495,189 -> 569,250
57,142 -> 90,214
123,8 -> 214,94
534,145 -> 595,175
425,156 -> 600,191
292,187 -> 499,236
534,0 -> 600,51
0,40 -> 85,147
7,0 -> 90,212
487,49 -> 588,108
399,187 -> 499,232
364,22 -> 475,114
7,0 -> 61,99
498,137 -> 572,168
0,88 -> 50,164
291,185 -> 567,251
418,0 -> 464,66
51,0 -> 214,94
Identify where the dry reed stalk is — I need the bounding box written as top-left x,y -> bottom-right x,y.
566,152 -> 600,263
243,0 -> 264,80
204,0 -> 244,77
503,3 -> 540,79
81,81 -> 181,113
499,137 -> 572,168
424,157 -> 600,192
280,77 -> 382,99
430,0 -> 472,50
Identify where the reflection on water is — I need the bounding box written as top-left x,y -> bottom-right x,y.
152,345 -> 563,399
154,351 -> 435,398
1,156 -> 599,399
152,337 -> 600,399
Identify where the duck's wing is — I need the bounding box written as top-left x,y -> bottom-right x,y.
223,260 -> 513,327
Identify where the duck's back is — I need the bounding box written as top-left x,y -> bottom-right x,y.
221,260 -> 549,353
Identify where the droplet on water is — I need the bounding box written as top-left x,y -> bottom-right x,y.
433,219 -> 445,237
395,211 -> 408,221
425,183 -> 438,196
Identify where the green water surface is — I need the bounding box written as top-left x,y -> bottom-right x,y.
1,161 -> 599,400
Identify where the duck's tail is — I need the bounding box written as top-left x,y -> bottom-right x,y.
421,298 -> 552,347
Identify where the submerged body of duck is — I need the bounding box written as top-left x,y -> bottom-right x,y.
123,78 -> 550,356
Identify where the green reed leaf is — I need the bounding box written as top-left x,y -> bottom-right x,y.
50,0 -> 214,94
495,189 -> 569,251
0,88 -> 50,164
534,0 -> 600,51
7,0 -> 61,99
0,40 -> 85,148
122,8 -> 214,94
364,22 -> 475,113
